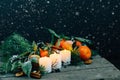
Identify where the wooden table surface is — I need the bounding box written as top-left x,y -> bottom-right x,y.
0,55 -> 120,80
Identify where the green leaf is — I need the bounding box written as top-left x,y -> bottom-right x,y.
22,61 -> 32,77
11,61 -> 18,71
39,65 -> 46,75
60,34 -> 70,40
55,39 -> 61,47
47,28 -> 60,38
0,63 -> 7,74
30,57 -> 38,63
71,51 -> 82,65
74,37 -> 92,45
5,60 -> 12,73
51,35 -> 54,44
91,50 -> 99,56
11,60 -> 22,71
32,41 -> 38,52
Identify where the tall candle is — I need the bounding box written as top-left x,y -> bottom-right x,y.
60,49 -> 71,66
50,51 -> 62,70
39,57 -> 52,73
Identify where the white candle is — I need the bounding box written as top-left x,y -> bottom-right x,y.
60,49 -> 71,66
50,51 -> 62,70
39,57 -> 52,73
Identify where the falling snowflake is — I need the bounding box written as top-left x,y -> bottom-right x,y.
101,5 -> 105,8
115,5 -> 118,8
23,9 -> 29,13
84,20 -> 87,23
97,42 -> 100,45
91,8 -> 95,11
107,1 -> 110,5
92,36 -> 95,39
102,33 -> 106,36
116,37 -> 119,40
111,12 -> 115,15
108,49 -> 111,53
40,26 -> 44,29
75,11 -> 79,16
85,36 -> 88,39
11,22 -> 14,25
99,0 -> 102,3
46,1 -> 50,4
44,11 -> 48,14
63,25 -> 67,28
115,19 -> 118,23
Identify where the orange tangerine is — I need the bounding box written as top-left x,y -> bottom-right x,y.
78,46 -> 91,61
75,40 -> 82,47
39,48 -> 49,57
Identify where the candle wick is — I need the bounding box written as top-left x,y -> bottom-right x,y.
53,50 -> 60,54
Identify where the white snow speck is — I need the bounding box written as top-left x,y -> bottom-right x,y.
47,1 -> 50,4
112,12 -> 115,15
75,12 -> 79,16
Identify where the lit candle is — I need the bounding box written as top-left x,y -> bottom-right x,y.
60,49 -> 71,66
39,57 -> 52,73
50,51 -> 62,70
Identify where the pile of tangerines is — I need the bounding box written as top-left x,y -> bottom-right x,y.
39,38 -> 93,64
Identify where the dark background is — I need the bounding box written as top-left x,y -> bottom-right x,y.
0,0 -> 120,68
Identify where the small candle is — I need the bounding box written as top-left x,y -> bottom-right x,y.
60,49 -> 71,66
50,51 -> 62,70
39,57 -> 52,73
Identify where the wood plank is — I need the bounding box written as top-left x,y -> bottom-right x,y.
0,55 -> 120,80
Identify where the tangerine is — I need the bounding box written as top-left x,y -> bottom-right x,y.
61,40 -> 73,50
78,46 -> 91,61
55,39 -> 66,47
75,40 -> 82,47
39,48 -> 49,57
